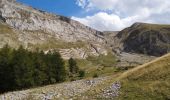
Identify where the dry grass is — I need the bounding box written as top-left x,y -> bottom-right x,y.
77,53 -> 170,99
117,53 -> 170,80
117,53 -> 170,100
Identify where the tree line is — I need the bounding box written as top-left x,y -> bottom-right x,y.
0,45 -> 83,93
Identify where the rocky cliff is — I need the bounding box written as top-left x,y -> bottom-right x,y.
0,0 -> 108,59
114,23 -> 170,56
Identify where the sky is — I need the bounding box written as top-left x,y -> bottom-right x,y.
17,0 -> 170,31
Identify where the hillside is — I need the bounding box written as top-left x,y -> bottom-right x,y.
0,0 -> 108,59
80,53 -> 170,99
115,22 -> 170,56
0,53 -> 169,99
117,53 -> 170,100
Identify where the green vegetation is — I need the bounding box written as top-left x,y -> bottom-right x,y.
75,52 -> 117,78
77,53 -> 170,99
29,39 -> 87,51
78,70 -> 85,78
68,58 -> 79,74
93,73 -> 98,78
138,23 -> 170,31
87,52 -> 116,67
0,45 -> 69,93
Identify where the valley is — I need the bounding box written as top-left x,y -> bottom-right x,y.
0,0 -> 170,100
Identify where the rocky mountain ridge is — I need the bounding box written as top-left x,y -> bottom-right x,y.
115,22 -> 170,56
0,0 -> 108,59
0,0 -> 104,42
0,0 -> 166,63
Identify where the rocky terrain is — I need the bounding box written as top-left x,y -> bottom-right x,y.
0,0 -> 108,59
0,76 -> 110,100
115,22 -> 170,56
103,31 -> 156,67
0,0 -> 160,64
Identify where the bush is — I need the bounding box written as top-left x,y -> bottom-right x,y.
93,73 -> 98,78
79,70 -> 85,78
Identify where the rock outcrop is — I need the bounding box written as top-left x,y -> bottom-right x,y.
115,23 -> 170,56
0,0 -> 108,59
0,0 -> 104,43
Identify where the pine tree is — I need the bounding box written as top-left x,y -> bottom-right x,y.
46,51 -> 67,83
0,44 -> 15,92
32,51 -> 47,86
68,58 -> 79,74
12,46 -> 34,89
0,45 -> 67,93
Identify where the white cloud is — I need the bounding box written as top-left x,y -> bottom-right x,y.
74,0 -> 170,31
72,11 -> 152,31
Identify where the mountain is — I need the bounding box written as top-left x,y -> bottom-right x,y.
0,1 -> 170,99
115,22 -> 170,56
0,0 -> 108,59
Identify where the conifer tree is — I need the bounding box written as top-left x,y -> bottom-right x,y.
68,58 -> 79,74
0,45 -> 14,92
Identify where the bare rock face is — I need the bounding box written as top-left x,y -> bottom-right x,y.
116,23 -> 170,56
0,0 -> 108,59
0,1 -> 104,43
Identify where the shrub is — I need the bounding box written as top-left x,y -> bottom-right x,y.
93,73 -> 98,78
79,70 -> 85,78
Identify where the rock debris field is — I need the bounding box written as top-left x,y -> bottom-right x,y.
0,76 -> 120,100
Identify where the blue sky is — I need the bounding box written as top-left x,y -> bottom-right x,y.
16,0 -> 170,31
17,0 -> 83,17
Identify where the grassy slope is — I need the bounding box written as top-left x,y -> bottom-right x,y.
117,53 -> 170,100
78,53 -> 170,100
75,52 -> 117,78
1,53 -> 169,99
0,22 -> 21,48
131,23 -> 170,32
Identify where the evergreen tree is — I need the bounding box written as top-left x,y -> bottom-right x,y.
68,58 -> 79,74
0,45 -> 67,93
12,46 -> 34,89
53,51 -> 66,82
32,51 -> 47,86
46,51 -> 66,83
0,45 -> 15,92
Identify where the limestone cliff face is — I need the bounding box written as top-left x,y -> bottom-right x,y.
0,0 -> 108,59
0,0 -> 104,42
115,23 -> 170,56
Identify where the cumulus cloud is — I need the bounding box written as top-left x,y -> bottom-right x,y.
73,0 -> 170,31
72,11 -> 152,31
